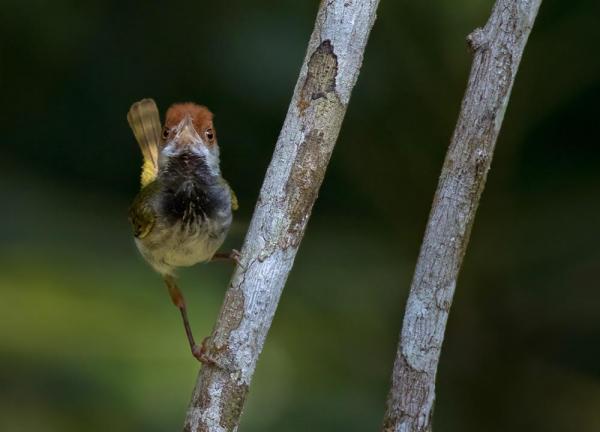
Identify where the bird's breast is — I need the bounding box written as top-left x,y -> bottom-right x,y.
135,151 -> 233,275
159,152 -> 231,227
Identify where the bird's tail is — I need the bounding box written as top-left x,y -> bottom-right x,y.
127,98 -> 162,187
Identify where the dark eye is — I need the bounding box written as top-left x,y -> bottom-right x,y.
205,129 -> 214,141
161,127 -> 170,140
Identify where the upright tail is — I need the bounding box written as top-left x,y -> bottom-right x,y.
127,98 -> 162,187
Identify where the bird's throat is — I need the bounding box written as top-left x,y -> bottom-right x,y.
159,152 -> 222,225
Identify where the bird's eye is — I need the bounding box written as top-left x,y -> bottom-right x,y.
205,129 -> 214,141
161,127 -> 170,140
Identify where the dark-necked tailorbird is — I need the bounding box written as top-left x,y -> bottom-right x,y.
127,98 -> 238,362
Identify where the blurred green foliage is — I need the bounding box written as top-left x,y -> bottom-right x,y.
1,0 -> 599,431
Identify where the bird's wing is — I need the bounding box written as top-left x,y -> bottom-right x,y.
230,186 -> 239,211
128,182 -> 158,239
219,178 -> 239,211
127,98 -> 162,187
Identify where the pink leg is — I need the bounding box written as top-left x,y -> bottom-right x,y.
211,249 -> 241,266
164,275 -> 213,364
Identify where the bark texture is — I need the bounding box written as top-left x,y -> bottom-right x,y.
183,1 -> 380,431
382,1 -> 542,431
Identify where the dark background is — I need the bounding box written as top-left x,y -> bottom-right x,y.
1,0 -> 599,431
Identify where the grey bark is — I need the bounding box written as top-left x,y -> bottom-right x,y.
382,1 -> 542,431
183,1 -> 381,431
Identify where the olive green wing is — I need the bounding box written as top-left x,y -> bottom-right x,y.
230,186 -> 239,211
219,178 -> 238,211
128,182 -> 158,239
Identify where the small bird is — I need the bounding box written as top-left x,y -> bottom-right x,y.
127,98 -> 238,362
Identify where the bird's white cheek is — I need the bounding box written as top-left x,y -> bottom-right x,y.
158,143 -> 177,167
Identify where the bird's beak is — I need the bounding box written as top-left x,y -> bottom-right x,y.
175,115 -> 201,147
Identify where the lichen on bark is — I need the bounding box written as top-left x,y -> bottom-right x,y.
183,2 -> 381,431
382,0 -> 543,431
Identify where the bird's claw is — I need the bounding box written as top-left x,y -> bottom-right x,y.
211,249 -> 243,268
192,337 -> 216,365
230,249 -> 242,268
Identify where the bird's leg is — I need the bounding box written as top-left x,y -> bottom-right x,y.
163,275 -> 213,364
211,249 -> 242,266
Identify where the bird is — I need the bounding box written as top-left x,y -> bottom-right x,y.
127,98 -> 239,362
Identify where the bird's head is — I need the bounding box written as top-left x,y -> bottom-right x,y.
159,102 -> 221,175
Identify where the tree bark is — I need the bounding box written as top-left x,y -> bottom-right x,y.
183,1 -> 380,431
382,1 -> 542,431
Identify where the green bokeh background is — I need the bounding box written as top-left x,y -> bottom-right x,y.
1,0 -> 599,431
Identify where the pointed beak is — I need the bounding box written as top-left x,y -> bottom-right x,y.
175,115 -> 201,147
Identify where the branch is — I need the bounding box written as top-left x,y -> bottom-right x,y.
382,1 -> 542,431
183,1 -> 381,431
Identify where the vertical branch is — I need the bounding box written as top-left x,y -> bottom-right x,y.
184,1 -> 381,431
382,1 -> 542,431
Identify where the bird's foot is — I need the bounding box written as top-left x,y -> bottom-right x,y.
192,337 -> 216,365
212,249 -> 243,268
229,249 -> 242,267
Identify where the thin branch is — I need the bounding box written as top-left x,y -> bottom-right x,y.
382,1 -> 542,431
183,1 -> 381,431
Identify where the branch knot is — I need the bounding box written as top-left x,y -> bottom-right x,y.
466,28 -> 488,52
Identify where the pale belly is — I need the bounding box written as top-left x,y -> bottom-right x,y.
135,218 -> 228,276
